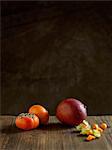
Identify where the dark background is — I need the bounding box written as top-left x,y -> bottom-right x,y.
1,1 -> 112,115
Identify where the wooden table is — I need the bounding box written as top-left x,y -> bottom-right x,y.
0,116 -> 112,150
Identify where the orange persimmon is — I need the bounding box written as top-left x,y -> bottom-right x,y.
28,105 -> 49,124
15,113 -> 39,130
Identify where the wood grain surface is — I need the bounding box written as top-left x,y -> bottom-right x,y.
0,116 -> 112,150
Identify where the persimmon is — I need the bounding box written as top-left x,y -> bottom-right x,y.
15,113 -> 39,130
28,105 -> 49,124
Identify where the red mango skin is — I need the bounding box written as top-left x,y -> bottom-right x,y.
56,98 -> 87,126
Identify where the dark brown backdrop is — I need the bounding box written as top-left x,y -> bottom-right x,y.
1,1 -> 112,115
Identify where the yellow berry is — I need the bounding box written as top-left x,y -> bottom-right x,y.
100,123 -> 107,130
86,135 -> 96,141
92,124 -> 99,129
